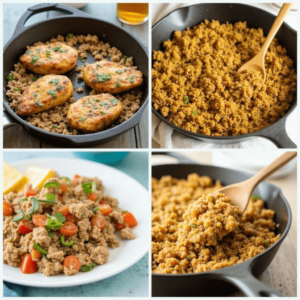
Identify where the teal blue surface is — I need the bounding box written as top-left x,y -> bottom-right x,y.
73,152 -> 130,165
3,151 -> 149,297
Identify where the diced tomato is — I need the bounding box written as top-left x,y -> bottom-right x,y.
26,187 -> 36,198
32,249 -> 42,259
20,254 -> 37,274
116,212 -> 138,231
32,215 -> 48,227
59,184 -> 68,194
88,192 -> 97,202
58,194 -> 63,201
99,204 -> 112,216
100,199 -> 108,204
60,221 -> 78,236
18,219 -> 35,234
90,215 -> 106,230
56,205 -> 69,216
3,201 -> 14,216
72,174 -> 80,185
65,213 -> 78,224
63,256 -> 80,272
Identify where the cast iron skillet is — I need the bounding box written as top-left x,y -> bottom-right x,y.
152,153 -> 292,297
3,3 -> 148,147
152,4 -> 297,148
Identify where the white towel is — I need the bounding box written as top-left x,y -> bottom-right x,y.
152,3 -> 297,148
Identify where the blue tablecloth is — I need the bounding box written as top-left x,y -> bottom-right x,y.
3,152 -> 149,297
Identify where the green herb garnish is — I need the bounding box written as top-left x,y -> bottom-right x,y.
116,70 -> 122,74
52,45 -> 67,52
96,73 -> 111,82
92,207 -> 99,213
14,88 -> 20,92
43,254 -> 50,261
192,111 -> 197,116
26,50 -> 33,55
34,93 -> 38,98
36,48 -> 41,54
116,81 -> 121,88
239,86 -> 242,89
28,197 -> 39,218
32,77 -> 37,82
68,33 -> 74,38
83,102 -> 92,107
251,195 -> 260,200
20,198 -> 28,203
190,224 -> 197,228
264,241 -> 268,246
12,210 -> 25,222
53,124 -> 58,128
33,242 -> 48,255
110,98 -> 118,106
30,55 -> 39,64
123,56 -> 128,64
7,73 -> 14,81
36,85 -> 40,88
46,226 -> 54,238
186,256 -> 191,260
82,181 -> 96,194
80,263 -> 96,272
128,76 -> 134,83
96,64 -> 101,69
35,101 -> 44,107
184,96 -> 189,104
44,181 -> 60,188
46,50 -> 51,58
47,89 -> 57,99
122,211 -> 128,214
81,117 -> 86,121
49,79 -> 59,85
100,111 -> 106,115
60,235 -> 74,247
59,177 -> 71,185
80,57 -> 85,62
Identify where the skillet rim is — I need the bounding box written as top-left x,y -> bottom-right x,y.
3,14 -> 149,143
151,3 -> 297,142
151,163 -> 292,277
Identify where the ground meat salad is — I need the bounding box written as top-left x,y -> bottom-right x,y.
6,34 -> 142,135
152,174 -> 280,274
152,20 -> 297,136
3,174 -> 138,276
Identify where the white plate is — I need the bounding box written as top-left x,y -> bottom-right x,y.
3,158 -> 149,288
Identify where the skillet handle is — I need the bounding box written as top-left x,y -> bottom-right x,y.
12,3 -> 88,37
3,109 -> 22,130
257,118 -> 296,149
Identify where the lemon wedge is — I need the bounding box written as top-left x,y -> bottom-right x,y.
3,161 -> 28,194
24,166 -> 54,190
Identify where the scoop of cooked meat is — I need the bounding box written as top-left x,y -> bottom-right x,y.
20,42 -> 78,74
17,75 -> 73,116
67,94 -> 123,132
83,61 -> 143,94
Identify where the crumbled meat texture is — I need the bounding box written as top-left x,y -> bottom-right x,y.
6,34 -> 143,135
120,227 -> 136,240
152,174 -> 280,274
3,173 -> 136,276
152,20 -> 297,136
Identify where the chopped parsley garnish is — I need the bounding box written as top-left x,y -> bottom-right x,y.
122,211 -> 128,214
46,50 -> 51,58
49,78 -> 59,85
47,89 -> 57,99
7,73 -> 14,81
83,102 -> 92,107
30,55 -> 39,64
100,111 -> 106,115
96,64 -> 101,69
192,111 -> 197,116
34,93 -> 38,98
128,76 -> 134,83
14,88 -> 20,92
186,256 -> 191,260
184,96 -> 189,104
190,224 -> 197,228
264,241 -> 268,246
110,98 -> 118,106
36,48 -> 41,54
26,50 -> 33,55
92,207 -> 99,213
80,57 -> 85,62
53,124 -> 58,128
116,81 -> 121,88
81,117 -> 86,121
239,86 -> 242,89
100,102 -> 106,106
96,73 -> 111,82
52,45 -> 67,52
68,33 -> 74,38
116,69 -> 122,74
35,101 -> 44,107
32,77 -> 37,82
251,195 -> 260,200
81,263 -> 97,272
36,85 -> 40,88
123,56 -> 128,63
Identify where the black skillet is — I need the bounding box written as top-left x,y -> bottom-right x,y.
152,153 -> 292,297
3,3 -> 148,147
152,4 -> 297,148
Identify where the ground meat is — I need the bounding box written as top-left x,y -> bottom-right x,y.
152,174 -> 280,274
120,227 -> 136,240
3,173 -> 136,276
6,34 -> 143,135
152,20 -> 297,136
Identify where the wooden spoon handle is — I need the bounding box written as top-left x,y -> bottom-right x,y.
260,3 -> 293,55
248,152 -> 296,188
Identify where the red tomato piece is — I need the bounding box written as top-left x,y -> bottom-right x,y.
58,194 -> 63,201
99,204 -> 112,216
26,187 -> 36,198
3,201 -> 14,216
65,213 -> 79,224
90,215 -> 106,230
20,254 -> 37,274
56,205 -> 69,217
72,174 -> 80,185
32,214 -> 48,227
116,212 -> 138,231
63,256 -> 80,272
59,184 -> 68,194
18,219 -> 35,234
60,221 -> 78,236
88,192 -> 97,202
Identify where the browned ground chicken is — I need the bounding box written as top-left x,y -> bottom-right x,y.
6,34 -> 142,135
152,174 -> 280,274
3,174 -> 136,276
152,20 -> 297,136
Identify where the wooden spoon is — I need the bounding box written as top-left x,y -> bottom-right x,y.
217,152 -> 296,212
237,3 -> 293,82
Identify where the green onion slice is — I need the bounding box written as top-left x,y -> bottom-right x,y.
59,177 -> 71,184
122,211 -> 128,214
12,210 -> 25,222
29,197 -> 39,217
92,207 -> 99,213
82,181 -> 96,194
43,254 -> 50,261
190,224 -> 197,228
44,182 -> 60,188
33,242 -> 48,255
20,198 -> 28,203
80,263 -> 97,272
60,235 -> 75,247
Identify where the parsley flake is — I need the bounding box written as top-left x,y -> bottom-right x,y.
96,73 -> 111,82
47,89 -> 57,99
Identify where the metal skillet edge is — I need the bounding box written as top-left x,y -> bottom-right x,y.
151,3 -> 297,148
152,163 -> 292,296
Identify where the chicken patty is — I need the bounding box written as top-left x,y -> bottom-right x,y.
83,61 -> 143,94
17,75 -> 73,116
67,94 -> 123,132
20,42 -> 78,75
